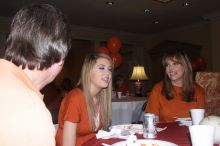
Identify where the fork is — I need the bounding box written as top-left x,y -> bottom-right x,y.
156,126 -> 167,132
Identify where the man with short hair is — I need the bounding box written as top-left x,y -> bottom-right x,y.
0,4 -> 72,146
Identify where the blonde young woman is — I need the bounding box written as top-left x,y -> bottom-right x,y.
145,51 -> 205,122
56,52 -> 113,146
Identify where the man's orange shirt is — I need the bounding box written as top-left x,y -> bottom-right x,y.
0,59 -> 55,146
56,88 -> 102,146
145,81 -> 205,122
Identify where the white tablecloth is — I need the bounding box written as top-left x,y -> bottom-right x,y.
111,97 -> 146,126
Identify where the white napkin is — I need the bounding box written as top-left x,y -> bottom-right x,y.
96,130 -> 111,139
125,135 -> 138,146
96,129 -> 125,139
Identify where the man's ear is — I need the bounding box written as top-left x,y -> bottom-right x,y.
58,60 -> 64,66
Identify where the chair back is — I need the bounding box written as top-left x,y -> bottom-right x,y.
195,72 -> 220,116
131,100 -> 147,124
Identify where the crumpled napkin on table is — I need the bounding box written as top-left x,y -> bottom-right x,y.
96,128 -> 132,139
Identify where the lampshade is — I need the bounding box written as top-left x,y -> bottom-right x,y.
130,66 -> 148,80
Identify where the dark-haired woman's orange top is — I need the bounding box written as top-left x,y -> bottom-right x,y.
145,81 -> 205,122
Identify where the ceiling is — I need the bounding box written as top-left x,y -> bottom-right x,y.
0,0 -> 220,34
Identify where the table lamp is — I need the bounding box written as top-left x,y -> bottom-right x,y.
130,66 -> 148,97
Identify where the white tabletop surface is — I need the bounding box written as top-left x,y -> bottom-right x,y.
111,96 -> 146,126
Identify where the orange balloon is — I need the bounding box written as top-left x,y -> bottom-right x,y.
110,53 -> 122,68
191,60 -> 197,70
196,56 -> 206,70
191,56 -> 206,71
107,36 -> 122,53
96,46 -> 110,55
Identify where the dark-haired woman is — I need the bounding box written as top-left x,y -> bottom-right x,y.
145,52 -> 205,122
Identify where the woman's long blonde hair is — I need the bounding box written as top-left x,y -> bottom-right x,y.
77,52 -> 113,130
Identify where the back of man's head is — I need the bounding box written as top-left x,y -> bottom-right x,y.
4,4 -> 72,70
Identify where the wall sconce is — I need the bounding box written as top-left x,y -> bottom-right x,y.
130,66 -> 148,97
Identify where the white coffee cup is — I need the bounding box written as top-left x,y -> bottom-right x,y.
190,109 -> 205,125
189,125 -> 215,146
117,92 -> 122,99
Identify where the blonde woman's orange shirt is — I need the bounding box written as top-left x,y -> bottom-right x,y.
145,81 -> 205,122
56,88 -> 102,146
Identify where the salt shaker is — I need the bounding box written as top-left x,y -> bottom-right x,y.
143,113 -> 157,138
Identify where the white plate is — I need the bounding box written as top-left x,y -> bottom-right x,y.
109,124 -> 143,134
175,117 -> 192,126
111,139 -> 178,146
175,117 -> 191,121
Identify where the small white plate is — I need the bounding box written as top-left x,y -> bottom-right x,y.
109,124 -> 143,134
111,139 -> 178,146
176,117 -> 192,126
176,117 -> 191,121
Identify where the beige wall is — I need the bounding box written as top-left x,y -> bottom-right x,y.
0,34 -> 6,57
143,22 -> 212,70
0,16 -> 219,92
211,17 -> 220,71
0,17 -> 10,57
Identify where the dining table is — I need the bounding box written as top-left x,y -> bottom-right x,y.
111,96 -> 146,126
82,122 -> 216,146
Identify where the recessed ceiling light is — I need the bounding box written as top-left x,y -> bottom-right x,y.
154,21 -> 159,24
144,9 -> 151,14
154,0 -> 173,3
106,2 -> 114,6
183,2 -> 190,7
